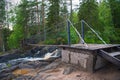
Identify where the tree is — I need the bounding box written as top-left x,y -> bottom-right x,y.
0,0 -> 5,52
78,0 -> 101,43
99,0 -> 115,43
41,0 -> 46,40
8,0 -> 30,48
47,0 -> 60,31
0,0 -> 5,23
109,0 -> 120,28
3,28 -> 11,51
109,0 -> 120,43
78,0 -> 99,30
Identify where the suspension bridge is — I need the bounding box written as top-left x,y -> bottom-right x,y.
27,19 -> 120,72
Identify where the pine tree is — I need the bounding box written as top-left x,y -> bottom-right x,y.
99,0 -> 115,43
47,0 -> 60,31
109,0 -> 120,28
109,0 -> 120,43
0,0 -> 5,52
78,0 -> 99,30
0,0 -> 5,23
8,0 -> 30,48
78,0 -> 100,43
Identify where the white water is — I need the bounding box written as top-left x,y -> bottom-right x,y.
0,49 -> 61,69
10,49 -> 61,62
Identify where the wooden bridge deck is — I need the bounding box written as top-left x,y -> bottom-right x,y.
28,44 -> 120,50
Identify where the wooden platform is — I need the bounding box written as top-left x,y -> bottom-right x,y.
28,44 -> 120,72
28,44 -> 120,50
60,44 -> 120,72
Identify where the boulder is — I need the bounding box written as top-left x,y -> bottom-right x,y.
40,61 -> 61,72
14,75 -> 32,80
0,63 -> 7,69
18,62 -> 34,69
63,67 -> 73,75
0,73 -> 15,80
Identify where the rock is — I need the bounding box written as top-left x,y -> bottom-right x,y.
0,65 -> 19,75
63,67 -> 73,75
7,58 -> 26,66
31,46 -> 44,53
33,46 -> 58,58
19,62 -> 34,69
0,50 -> 23,63
14,75 -> 32,80
34,51 -> 44,57
0,73 -> 15,80
26,61 -> 49,68
40,61 -> 61,72
0,65 -> 19,80
0,46 -> 58,64
0,63 -> 7,69
49,46 -> 57,52
33,74 -> 52,80
18,61 -> 49,69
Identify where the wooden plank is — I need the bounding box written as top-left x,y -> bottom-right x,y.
109,52 -> 120,57
98,50 -> 120,67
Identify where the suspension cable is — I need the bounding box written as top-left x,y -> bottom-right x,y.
67,19 -> 88,47
81,20 -> 107,45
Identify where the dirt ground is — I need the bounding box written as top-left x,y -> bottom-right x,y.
12,59 -> 120,80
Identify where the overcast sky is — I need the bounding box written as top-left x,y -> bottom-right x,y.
9,0 -> 80,11
10,0 -> 80,5
8,0 -> 100,12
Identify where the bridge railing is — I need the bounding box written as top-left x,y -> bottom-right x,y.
81,20 -> 107,45
66,19 -> 107,47
67,19 -> 88,47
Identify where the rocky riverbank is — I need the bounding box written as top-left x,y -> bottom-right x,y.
0,46 -> 61,80
0,46 -> 59,69
0,46 -> 120,80
0,58 -> 120,80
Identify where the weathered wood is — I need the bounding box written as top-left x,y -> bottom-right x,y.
99,50 -> 120,67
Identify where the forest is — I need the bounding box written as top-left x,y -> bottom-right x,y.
0,0 -> 120,52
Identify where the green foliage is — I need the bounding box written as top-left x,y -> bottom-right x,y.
5,0 -> 120,49
72,12 -> 79,24
44,26 -> 79,45
55,30 -> 67,44
3,28 -> 11,50
8,25 -> 24,48
109,0 -> 120,28
78,0 -> 100,30
6,63 -> 11,67
98,0 -> 116,43
70,26 -> 80,44
47,0 -> 60,29
0,0 -> 5,23
44,29 -> 67,45
78,0 -> 102,43
44,39 -> 56,45
72,12 -> 80,32
85,31 -> 103,44
60,0 -> 68,15
109,0 -> 120,43
8,0 -> 29,49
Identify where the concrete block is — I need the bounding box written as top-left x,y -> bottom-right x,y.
61,50 -> 70,63
78,53 -> 89,68
70,52 -> 79,64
